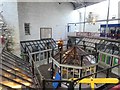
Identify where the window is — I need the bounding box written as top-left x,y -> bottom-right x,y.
24,23 -> 30,35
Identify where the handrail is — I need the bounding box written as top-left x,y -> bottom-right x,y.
68,36 -> 120,43
97,43 -> 120,49
77,44 -> 95,50
30,49 -> 53,55
44,79 -> 70,83
83,40 -> 100,44
51,57 -> 98,69
98,50 -> 120,59
73,64 -> 120,82
20,38 -> 54,43
30,48 -> 58,55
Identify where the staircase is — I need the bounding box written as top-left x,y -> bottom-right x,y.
0,49 -> 41,89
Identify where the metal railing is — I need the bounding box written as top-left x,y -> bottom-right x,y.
51,57 -> 97,80
19,38 -> 120,90
42,63 -> 120,90
20,47 -> 120,90
28,51 -> 44,87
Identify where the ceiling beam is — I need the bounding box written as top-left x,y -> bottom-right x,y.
71,0 -> 106,10
71,2 -> 76,10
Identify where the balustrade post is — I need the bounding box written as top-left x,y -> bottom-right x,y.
83,41 -> 86,50
79,56 -> 83,90
68,81 -> 74,90
95,53 -> 99,78
42,80 -> 45,90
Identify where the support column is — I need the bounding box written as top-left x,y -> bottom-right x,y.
51,49 -> 54,57
79,56 -> 83,90
106,68 -> 110,78
59,48 -> 62,87
83,41 -> 86,50
68,81 -> 74,90
58,39 -> 63,87
118,64 -> 120,75
51,59 -> 54,79
110,46 -> 114,68
32,60 -> 34,77
47,42 -> 50,64
95,53 -> 99,78
42,80 -> 45,90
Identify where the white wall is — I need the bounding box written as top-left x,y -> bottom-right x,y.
18,2 -> 80,41
2,0 -> 21,55
119,1 -> 120,23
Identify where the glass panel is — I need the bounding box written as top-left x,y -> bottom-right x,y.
113,57 -> 118,66
74,69 -> 79,78
101,54 -> 106,62
68,68 -> 73,79
106,56 -> 111,65
62,67 -> 67,79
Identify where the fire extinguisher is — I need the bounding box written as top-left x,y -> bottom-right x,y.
1,35 -> 5,45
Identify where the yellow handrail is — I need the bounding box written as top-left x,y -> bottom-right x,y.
69,77 -> 119,90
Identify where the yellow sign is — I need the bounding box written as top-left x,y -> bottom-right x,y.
69,78 -> 119,90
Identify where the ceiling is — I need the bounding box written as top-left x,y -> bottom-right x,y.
71,0 -> 106,9
3,0 -> 106,10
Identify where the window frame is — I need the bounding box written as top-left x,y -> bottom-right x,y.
24,23 -> 30,35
